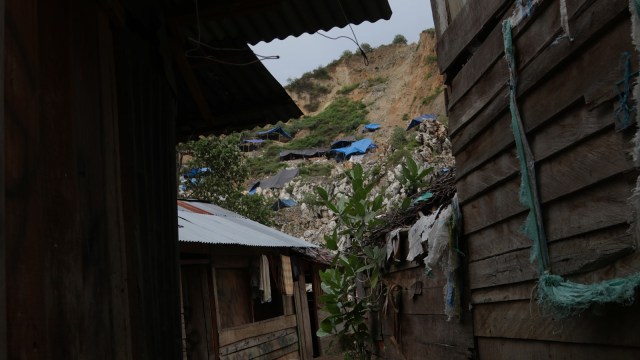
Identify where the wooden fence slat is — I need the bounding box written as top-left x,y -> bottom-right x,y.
468,225 -> 634,289
220,332 -> 298,360
465,175 -> 634,263
462,129 -> 635,235
218,315 -> 297,347
473,300 -> 640,347
220,328 -> 296,356
450,0 -> 629,162
436,0 -> 510,74
477,337 -> 640,360
456,102 -> 612,204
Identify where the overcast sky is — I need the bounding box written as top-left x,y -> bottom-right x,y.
250,0 -> 435,85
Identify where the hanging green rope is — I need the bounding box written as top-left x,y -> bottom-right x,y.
502,18 -> 640,318
502,20 -> 550,275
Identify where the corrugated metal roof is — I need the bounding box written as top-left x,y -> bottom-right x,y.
169,0 -> 393,45
169,0 -> 392,139
177,201 -> 317,248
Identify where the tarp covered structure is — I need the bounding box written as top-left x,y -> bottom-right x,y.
364,123 -> 381,131
331,138 -> 376,159
256,126 -> 292,139
279,148 -> 329,161
330,136 -> 357,149
249,168 -> 299,193
272,198 -> 298,210
406,114 -> 437,130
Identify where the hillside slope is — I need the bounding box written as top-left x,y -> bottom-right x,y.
247,30 -> 452,244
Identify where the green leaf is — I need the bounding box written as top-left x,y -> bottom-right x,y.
324,230 -> 338,250
316,186 -> 329,201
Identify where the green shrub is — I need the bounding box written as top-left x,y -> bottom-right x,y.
425,54 -> 437,65
392,34 -> 408,45
298,162 -> 333,177
360,43 -> 373,52
366,76 -> 388,87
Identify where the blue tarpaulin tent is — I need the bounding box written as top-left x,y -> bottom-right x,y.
272,198 -> 298,210
256,126 -> 292,139
330,136 -> 357,149
331,138 -> 376,159
406,114 -> 437,130
242,139 -> 266,144
364,123 -> 381,131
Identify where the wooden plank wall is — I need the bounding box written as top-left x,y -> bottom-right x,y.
218,315 -> 299,360
4,0 -> 181,357
433,0 -> 640,357
380,263 -> 475,359
0,0 -> 5,356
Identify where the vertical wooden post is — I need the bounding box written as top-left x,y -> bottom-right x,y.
0,0 -> 5,356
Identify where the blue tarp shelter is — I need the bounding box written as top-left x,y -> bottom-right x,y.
331,138 -> 376,160
330,136 -> 357,149
243,139 -> 266,144
406,114 -> 437,130
364,123 -> 381,131
256,126 -> 292,139
272,198 -> 298,210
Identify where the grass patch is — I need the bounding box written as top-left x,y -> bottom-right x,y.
285,65 -> 331,97
246,143 -> 285,178
425,54 -> 437,65
298,162 -> 333,177
366,76 -> 388,87
421,86 -> 444,106
337,82 -> 360,95
285,98 -> 368,149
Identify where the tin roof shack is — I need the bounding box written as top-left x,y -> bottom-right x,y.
2,0 -> 391,358
177,201 -> 327,360
431,0 -> 640,358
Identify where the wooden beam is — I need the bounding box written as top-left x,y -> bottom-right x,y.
0,0 -> 5,355
218,315 -> 297,347
477,338 -> 640,360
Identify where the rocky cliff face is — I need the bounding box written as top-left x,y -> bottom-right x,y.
251,30 -> 453,244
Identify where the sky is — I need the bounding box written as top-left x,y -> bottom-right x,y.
250,0 -> 435,85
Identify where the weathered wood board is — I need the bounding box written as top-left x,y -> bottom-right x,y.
433,0 -> 640,357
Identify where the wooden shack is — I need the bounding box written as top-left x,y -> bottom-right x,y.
431,0 -> 640,358
177,201 -> 327,360
1,0 -> 391,357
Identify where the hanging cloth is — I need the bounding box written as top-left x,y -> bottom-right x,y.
259,255 -> 272,303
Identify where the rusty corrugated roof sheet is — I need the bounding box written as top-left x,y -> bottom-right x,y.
177,200 -> 317,248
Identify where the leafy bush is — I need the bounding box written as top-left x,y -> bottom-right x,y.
396,156 -> 434,195
341,50 -> 353,58
315,164 -> 387,357
360,43 -> 373,52
392,34 -> 408,45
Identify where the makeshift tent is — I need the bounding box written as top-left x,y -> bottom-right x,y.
406,114 -> 437,130
331,138 -> 376,160
240,139 -> 266,152
364,123 -> 381,132
249,168 -> 299,194
272,198 -> 298,210
330,136 -> 357,149
279,148 -> 329,161
256,126 -> 292,140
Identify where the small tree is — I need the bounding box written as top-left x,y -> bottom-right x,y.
315,164 -> 387,359
396,156 -> 433,196
360,43 -> 373,52
392,34 -> 408,45
177,135 -> 274,225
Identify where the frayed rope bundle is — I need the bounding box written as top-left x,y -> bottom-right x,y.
502,15 -> 640,319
